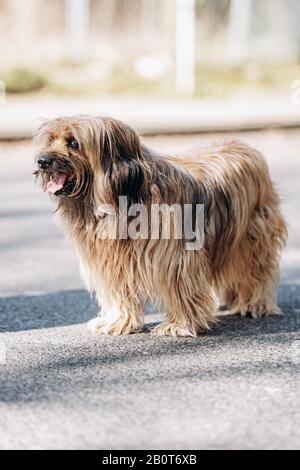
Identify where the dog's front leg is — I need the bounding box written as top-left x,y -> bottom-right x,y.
152,260 -> 218,337
88,293 -> 144,336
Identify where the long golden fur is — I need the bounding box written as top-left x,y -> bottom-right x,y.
34,115 -> 288,337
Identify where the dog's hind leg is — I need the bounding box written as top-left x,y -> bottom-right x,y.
217,203 -> 287,318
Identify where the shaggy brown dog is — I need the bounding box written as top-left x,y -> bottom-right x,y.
34,115 -> 287,337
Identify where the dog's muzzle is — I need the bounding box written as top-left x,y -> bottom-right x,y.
36,155 -> 76,196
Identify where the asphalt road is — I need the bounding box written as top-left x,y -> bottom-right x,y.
0,130 -> 299,449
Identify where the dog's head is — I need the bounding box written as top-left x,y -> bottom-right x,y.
34,115 -> 149,209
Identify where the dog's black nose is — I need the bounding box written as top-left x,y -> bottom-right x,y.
37,156 -> 53,169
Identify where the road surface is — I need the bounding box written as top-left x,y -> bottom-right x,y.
0,130 -> 299,449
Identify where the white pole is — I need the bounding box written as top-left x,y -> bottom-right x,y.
227,0 -> 252,64
175,0 -> 196,95
14,0 -> 35,54
65,0 -> 90,62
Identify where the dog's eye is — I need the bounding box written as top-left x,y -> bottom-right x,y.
66,137 -> 79,150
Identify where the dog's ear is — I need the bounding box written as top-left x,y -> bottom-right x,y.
99,118 -> 148,206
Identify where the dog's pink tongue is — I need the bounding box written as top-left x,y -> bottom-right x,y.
47,174 -> 68,194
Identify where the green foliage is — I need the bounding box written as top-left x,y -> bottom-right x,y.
0,68 -> 47,93
0,61 -> 299,98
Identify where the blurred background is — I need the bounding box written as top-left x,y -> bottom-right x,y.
1,0 -> 300,99
1,0 -> 300,451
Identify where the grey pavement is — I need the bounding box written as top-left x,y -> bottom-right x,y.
1,92 -> 300,139
0,130 -> 299,449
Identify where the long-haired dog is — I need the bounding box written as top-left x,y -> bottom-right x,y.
34,115 -> 287,337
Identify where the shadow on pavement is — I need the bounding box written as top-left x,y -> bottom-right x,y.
0,290 -> 97,332
0,285 -> 299,404
0,284 -> 299,334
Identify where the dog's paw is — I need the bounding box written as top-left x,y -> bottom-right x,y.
151,322 -> 198,338
224,304 -> 283,318
88,317 -> 142,336
247,304 -> 283,319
